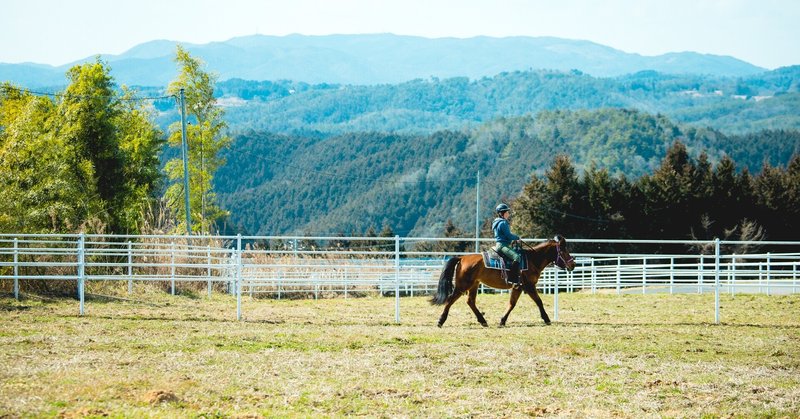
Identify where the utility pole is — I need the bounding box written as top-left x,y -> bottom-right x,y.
179,88 -> 192,235
475,171 -> 480,253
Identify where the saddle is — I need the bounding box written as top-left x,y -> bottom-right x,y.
481,249 -> 528,272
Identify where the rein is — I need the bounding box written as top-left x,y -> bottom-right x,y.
519,239 -> 574,269
519,240 -> 537,252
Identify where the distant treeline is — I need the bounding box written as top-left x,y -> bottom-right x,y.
167,67 -> 800,136
213,109 -> 800,243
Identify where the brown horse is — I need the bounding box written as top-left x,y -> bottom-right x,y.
431,235 -> 576,327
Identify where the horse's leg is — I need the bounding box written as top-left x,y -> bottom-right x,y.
466,286 -> 488,327
437,262 -> 479,327
524,284 -> 551,325
499,286 -> 523,326
437,288 -> 464,327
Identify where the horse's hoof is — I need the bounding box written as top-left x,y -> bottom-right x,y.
544,321 -> 552,326
480,322 -> 488,328
437,322 -> 443,328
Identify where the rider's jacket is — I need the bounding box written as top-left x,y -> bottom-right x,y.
492,217 -> 520,247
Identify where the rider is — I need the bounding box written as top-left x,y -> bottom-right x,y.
492,203 -> 522,285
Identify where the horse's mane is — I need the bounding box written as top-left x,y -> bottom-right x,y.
530,239 -> 554,252
525,239 -> 556,266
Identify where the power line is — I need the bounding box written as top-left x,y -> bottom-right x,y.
1,85 -> 175,102
540,206 -> 614,224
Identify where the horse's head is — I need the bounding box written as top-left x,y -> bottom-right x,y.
552,235 -> 576,271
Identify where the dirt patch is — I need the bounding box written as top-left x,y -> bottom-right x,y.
58,407 -> 108,418
143,390 -> 179,404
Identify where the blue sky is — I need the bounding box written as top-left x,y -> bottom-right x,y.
1,0 -> 798,69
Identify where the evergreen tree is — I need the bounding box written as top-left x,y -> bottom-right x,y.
708,155 -> 754,237
583,163 -> 617,240
753,160 -> 795,240
636,141 -> 698,239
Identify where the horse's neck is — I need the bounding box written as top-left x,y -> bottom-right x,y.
527,242 -> 555,271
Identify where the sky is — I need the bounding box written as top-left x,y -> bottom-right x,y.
1,0 -> 798,69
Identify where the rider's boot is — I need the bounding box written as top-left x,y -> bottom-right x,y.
508,261 -> 521,285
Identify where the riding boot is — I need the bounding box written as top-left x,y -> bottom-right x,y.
508,261 -> 521,285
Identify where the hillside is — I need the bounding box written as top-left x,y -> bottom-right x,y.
0,34 -> 766,88
198,67 -> 800,136
213,110 -> 800,237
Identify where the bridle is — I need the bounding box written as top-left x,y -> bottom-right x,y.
554,241 -> 575,270
519,237 -> 574,270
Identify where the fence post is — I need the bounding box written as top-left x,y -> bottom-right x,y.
13,238 -> 19,300
766,252 -> 771,296
698,255 -> 704,294
731,254 -> 736,296
714,238 -> 720,324
616,256 -> 621,295
170,241 -> 176,296
642,257 -> 647,295
236,234 -> 242,321
205,245 -> 211,297
127,241 -> 133,295
591,258 -> 596,294
394,235 -> 400,324
553,269 -> 559,321
669,257 -> 674,295
78,233 -> 85,316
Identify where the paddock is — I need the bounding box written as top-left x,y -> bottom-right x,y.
2,233 -> 800,416
2,292 -> 799,417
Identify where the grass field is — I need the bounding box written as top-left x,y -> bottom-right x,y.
1,290 -> 799,417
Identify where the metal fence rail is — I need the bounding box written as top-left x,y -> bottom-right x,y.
1,234 -> 799,323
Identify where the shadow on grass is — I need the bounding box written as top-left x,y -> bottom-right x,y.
500,320 -> 800,330
0,303 -> 31,311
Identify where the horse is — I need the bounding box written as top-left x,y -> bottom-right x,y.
431,235 -> 576,327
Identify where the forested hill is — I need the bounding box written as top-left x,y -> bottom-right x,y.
191,67 -> 800,136
214,109 -> 800,237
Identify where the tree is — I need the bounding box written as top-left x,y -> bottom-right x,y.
414,219 -> 471,253
708,155 -> 754,236
0,62 -> 163,234
165,45 -> 231,234
0,89 -> 84,232
514,173 -> 548,238
636,141 -> 698,239
515,155 -> 581,238
112,89 -> 165,232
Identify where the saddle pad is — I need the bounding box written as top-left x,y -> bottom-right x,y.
482,250 -> 527,271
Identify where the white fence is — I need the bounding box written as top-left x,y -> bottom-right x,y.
1,234 -> 799,323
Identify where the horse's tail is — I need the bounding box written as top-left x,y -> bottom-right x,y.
430,256 -> 460,305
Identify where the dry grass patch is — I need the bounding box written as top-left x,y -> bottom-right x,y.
1,292 -> 799,417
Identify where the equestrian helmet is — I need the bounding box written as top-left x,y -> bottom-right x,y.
495,203 -> 511,214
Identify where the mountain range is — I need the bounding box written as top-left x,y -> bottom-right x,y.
0,34 -> 767,88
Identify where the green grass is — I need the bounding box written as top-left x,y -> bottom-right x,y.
1,291 -> 799,417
